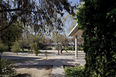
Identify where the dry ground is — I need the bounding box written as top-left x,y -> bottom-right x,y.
16,65 -> 53,77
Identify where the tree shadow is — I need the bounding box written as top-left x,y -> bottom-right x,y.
1,55 -> 40,60
14,73 -> 31,77
15,65 -> 53,70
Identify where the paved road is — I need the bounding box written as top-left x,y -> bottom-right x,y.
2,50 -> 85,66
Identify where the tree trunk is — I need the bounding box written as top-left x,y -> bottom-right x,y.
22,34 -> 24,52
8,43 -> 11,52
22,43 -> 24,52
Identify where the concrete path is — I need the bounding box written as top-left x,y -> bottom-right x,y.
51,51 -> 85,77
75,52 -> 86,66
51,55 -> 65,77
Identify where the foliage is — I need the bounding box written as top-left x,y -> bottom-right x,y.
77,0 -> 116,77
29,42 -> 38,56
0,59 -> 16,77
0,42 -> 8,54
66,46 -> 74,50
64,65 -> 85,77
0,21 -> 23,44
19,33 -> 50,50
59,33 -> 69,48
78,45 -> 84,51
11,42 -> 20,55
0,21 -> 23,52
51,31 -> 69,49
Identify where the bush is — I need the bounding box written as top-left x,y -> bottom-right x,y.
78,45 -> 83,51
29,42 -> 38,56
11,42 -> 20,55
66,46 -> 74,50
64,65 -> 85,77
46,47 -> 52,50
0,59 -> 16,77
0,42 -> 8,54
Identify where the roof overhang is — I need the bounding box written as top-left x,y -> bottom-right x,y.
69,24 -> 83,37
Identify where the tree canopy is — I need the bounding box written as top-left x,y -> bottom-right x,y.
0,0 -> 76,34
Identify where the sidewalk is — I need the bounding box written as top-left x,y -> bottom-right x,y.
51,53 -> 80,77
51,55 -> 65,77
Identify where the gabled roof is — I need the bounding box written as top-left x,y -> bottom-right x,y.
69,24 -> 82,37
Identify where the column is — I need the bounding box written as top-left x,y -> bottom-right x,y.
75,35 -> 78,57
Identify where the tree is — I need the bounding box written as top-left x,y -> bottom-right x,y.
0,21 -> 23,51
11,41 -> 20,55
58,33 -> 69,50
77,0 -> 116,76
0,42 -> 8,54
51,30 -> 57,47
51,31 -> 70,50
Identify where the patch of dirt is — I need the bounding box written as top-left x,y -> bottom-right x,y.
15,65 -> 53,77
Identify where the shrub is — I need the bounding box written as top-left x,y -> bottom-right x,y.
78,45 -> 83,51
29,42 -> 38,56
66,46 -> 75,50
64,65 -> 85,77
11,42 -> 20,55
0,42 -> 8,76
0,42 -> 8,54
0,59 -> 16,77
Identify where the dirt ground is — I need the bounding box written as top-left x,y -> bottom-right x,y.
16,66 -> 53,77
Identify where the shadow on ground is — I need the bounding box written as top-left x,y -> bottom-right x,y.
2,56 -> 40,60
14,73 -> 31,77
15,65 -> 53,70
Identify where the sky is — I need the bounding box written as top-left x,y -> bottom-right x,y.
63,0 -> 80,36
68,0 -> 80,6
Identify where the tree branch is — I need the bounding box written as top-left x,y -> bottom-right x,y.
0,12 -> 22,32
0,8 -> 44,13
